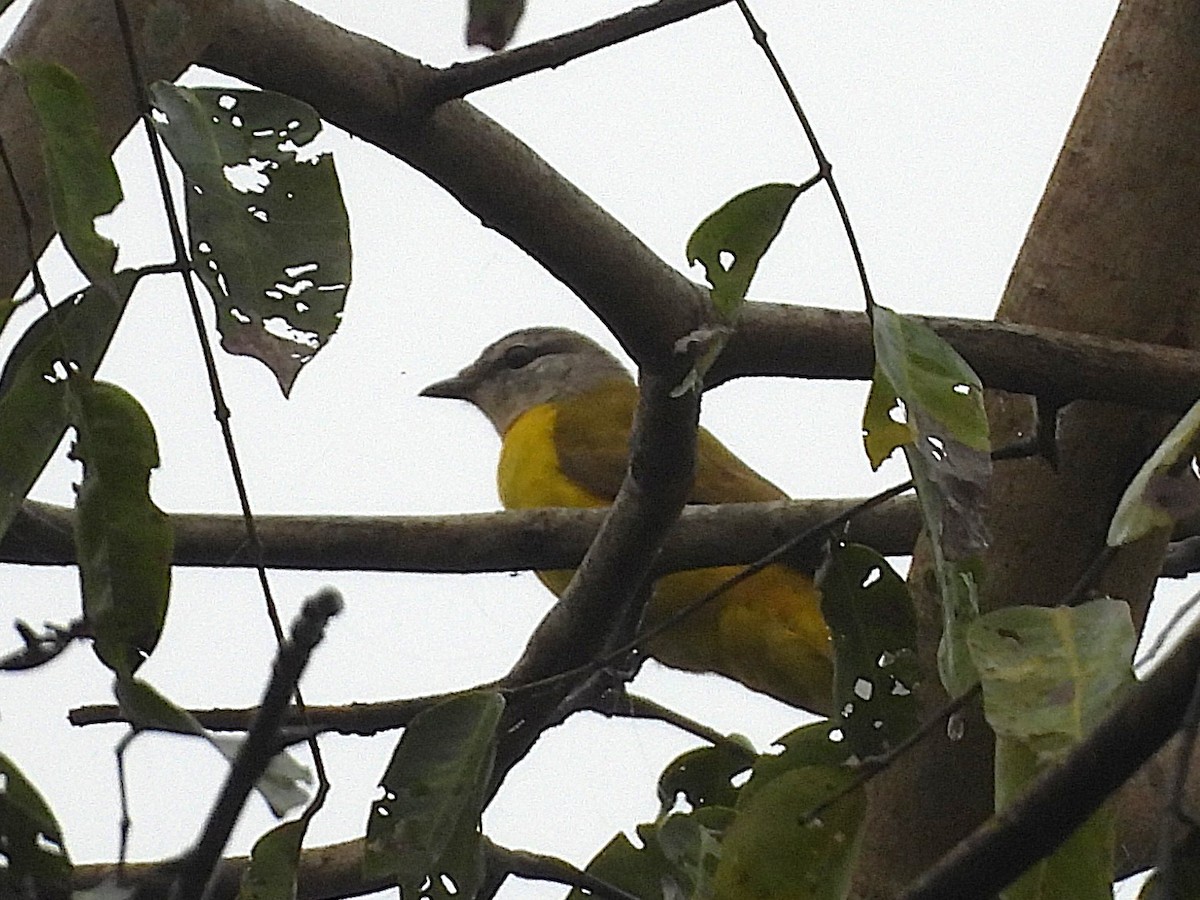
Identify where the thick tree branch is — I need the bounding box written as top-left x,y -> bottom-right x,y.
492,371 -> 700,785
200,0 -> 708,371
724,303 -> 1200,412
2,495 -> 914,570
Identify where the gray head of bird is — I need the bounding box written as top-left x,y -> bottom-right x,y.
420,327 -> 634,434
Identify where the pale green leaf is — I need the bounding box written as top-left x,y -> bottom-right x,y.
863,308 -> 990,700
968,601 -> 1134,900
1108,394 -> 1200,547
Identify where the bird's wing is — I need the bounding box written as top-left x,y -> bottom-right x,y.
691,428 -> 789,504
555,380 -> 788,505
553,381 -> 639,502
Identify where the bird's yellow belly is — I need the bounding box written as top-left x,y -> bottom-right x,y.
497,402 -> 833,715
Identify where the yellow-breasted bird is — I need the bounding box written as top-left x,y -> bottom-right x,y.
421,327 -> 832,715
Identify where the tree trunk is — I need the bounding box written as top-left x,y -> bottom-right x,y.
854,0 -> 1200,894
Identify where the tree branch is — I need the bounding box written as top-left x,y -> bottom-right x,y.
425,0 -> 732,104
3,495 -> 916,570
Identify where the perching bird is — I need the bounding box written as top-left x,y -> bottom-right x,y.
421,327 -> 832,715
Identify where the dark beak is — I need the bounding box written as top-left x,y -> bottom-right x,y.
419,372 -> 474,400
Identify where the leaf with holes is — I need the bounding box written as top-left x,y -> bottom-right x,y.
657,738 -> 757,815
817,542 -> 919,758
967,600 -> 1134,900
739,721 -> 852,806
466,0 -> 526,49
0,752 -> 72,896
864,305 -> 991,698
713,765 -> 866,900
687,183 -> 801,321
70,379 -> 172,677
862,305 -> 990,474
0,271 -> 137,542
14,59 -> 123,287
1108,394 -> 1200,547
364,691 -> 504,897
148,84 -> 350,396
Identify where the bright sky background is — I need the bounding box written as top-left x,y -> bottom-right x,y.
1,1 -> 1175,898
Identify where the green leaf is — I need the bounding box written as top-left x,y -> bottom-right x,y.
576,724 -> 860,900
742,722 -> 852,804
967,601 -> 1135,900
931,554 -> 983,699
569,829 -> 668,900
71,379 -> 172,676
658,806 -> 732,899
817,542 -> 919,758
237,818 -> 309,900
115,677 -> 313,817
713,766 -> 866,900
687,183 -> 801,321
863,308 -> 991,557
466,0 -> 526,50
864,306 -> 990,461
14,59 -> 123,286
657,739 -> 757,815
864,308 -> 991,698
968,601 -> 1135,761
0,271 -> 137,542
1108,394 -> 1200,547
364,691 -> 504,897
0,752 -> 72,896
148,84 -> 350,397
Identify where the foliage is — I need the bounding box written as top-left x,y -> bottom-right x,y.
0,8 -> 1183,900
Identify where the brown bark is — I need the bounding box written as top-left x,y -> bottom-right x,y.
855,1 -> 1200,896
0,0 -> 231,298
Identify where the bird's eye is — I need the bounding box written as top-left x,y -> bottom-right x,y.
503,344 -> 535,370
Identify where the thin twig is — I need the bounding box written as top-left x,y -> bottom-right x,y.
108,0 -> 333,804
486,838 -> 642,900
426,0 -> 733,104
613,692 -> 747,751
800,686 -> 981,826
733,0 -> 875,316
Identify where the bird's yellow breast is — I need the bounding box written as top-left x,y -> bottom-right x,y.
498,402 -> 609,510
495,386 -> 833,715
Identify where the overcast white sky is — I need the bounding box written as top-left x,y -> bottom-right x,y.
1,1 -> 1170,897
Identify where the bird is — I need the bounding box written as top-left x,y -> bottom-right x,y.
421,327 -> 832,715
